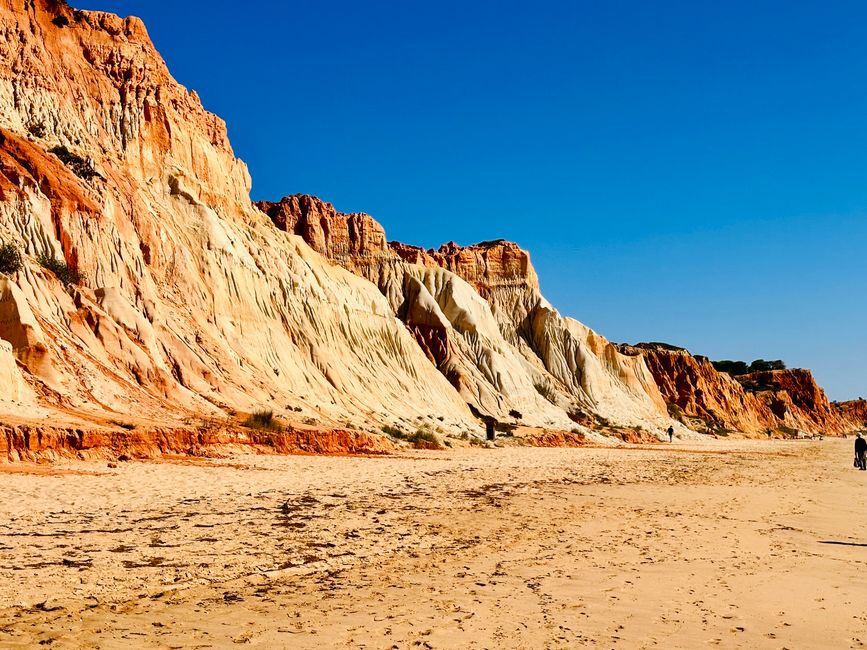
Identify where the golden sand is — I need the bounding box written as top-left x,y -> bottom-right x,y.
1,439 -> 865,648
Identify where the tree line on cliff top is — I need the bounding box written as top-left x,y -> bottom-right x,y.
711,359 -> 787,376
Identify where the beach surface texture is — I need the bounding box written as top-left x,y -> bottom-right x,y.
1,438 -> 865,648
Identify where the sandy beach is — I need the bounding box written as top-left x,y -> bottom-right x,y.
1,439 -> 866,648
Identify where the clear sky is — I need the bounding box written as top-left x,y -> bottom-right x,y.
81,1 -> 866,399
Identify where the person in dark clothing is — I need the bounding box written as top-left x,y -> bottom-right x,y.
855,433 -> 867,471
667,426 -> 674,443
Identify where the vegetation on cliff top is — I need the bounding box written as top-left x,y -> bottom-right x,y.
712,359 -> 786,376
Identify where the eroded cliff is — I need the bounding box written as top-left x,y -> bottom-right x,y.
0,0 -> 482,457
621,343 -> 863,435
0,1 -> 859,460
257,195 -> 680,435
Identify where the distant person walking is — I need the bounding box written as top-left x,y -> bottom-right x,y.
667,426 -> 674,443
855,433 -> 867,471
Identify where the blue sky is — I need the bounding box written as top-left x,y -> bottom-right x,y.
81,1 -> 867,399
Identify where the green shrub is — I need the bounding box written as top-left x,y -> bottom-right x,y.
641,341 -> 687,352
0,243 -> 22,275
409,428 -> 444,449
381,424 -> 405,438
749,359 -> 786,372
37,252 -> 84,286
49,145 -> 100,180
738,377 -> 777,393
383,423 -> 445,449
243,409 -> 283,431
712,358 -> 786,376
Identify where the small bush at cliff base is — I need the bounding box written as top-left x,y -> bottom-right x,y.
0,243 -> 22,275
409,429 -> 444,449
37,253 -> 84,286
385,423 -> 444,449
243,409 -> 283,432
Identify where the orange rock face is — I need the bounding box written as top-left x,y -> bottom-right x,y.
390,239 -> 539,296
255,195 -> 392,273
0,0 -> 483,460
0,421 -> 392,462
836,400 -> 867,428
621,343 -> 778,433
255,195 -> 539,296
741,369 -> 855,434
623,343 -> 861,435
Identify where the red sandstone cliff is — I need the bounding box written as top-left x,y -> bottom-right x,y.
390,239 -> 539,296
255,195 -> 392,274
619,344 -> 776,434
836,400 -> 867,429
621,343 -> 863,435
738,369 -> 858,434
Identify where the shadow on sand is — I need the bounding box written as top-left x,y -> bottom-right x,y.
819,540 -> 867,548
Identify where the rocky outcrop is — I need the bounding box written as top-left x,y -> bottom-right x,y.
622,343 -> 859,435
740,369 -> 853,434
620,343 -> 777,434
256,195 -> 392,274
836,400 -> 867,429
390,239 -> 539,296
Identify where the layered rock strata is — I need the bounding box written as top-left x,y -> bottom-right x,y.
257,196 -> 680,434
